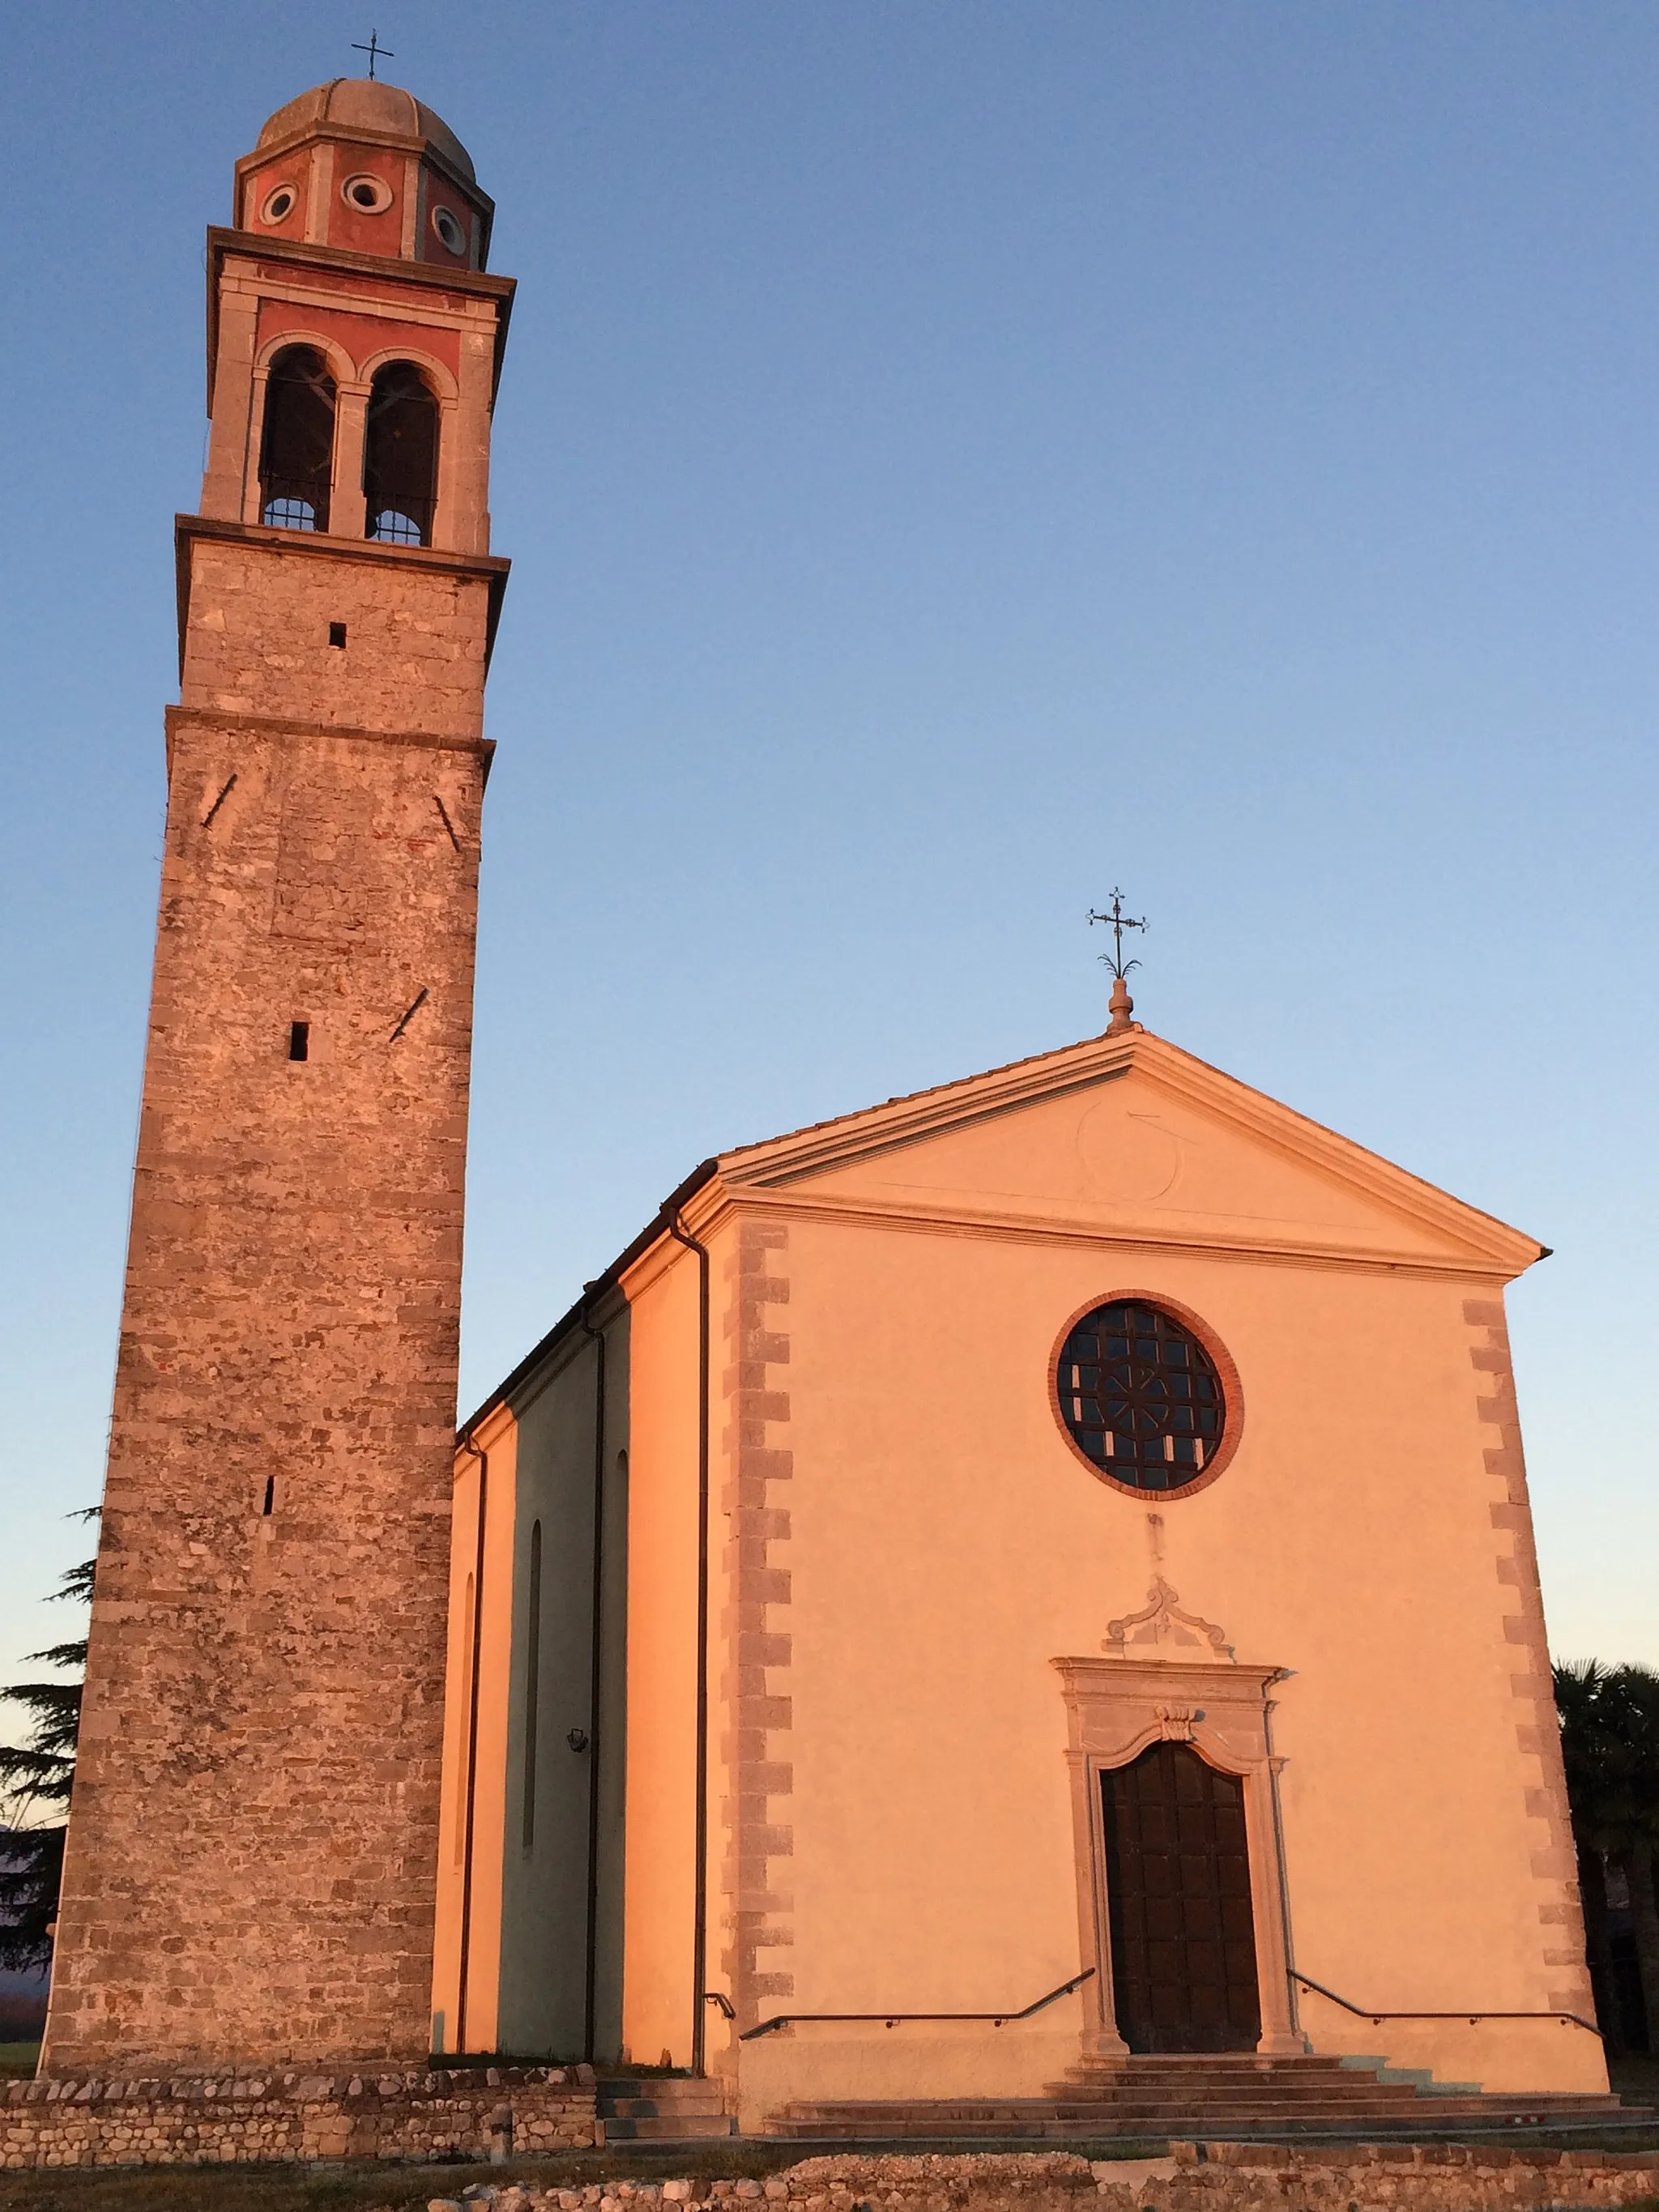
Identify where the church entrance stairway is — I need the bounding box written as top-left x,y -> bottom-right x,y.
758,2052 -> 1640,2140
597,2075 -> 737,2142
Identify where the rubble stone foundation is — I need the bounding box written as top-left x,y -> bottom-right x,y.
448,2148 -> 1659,2212
1,2066 -> 596,2169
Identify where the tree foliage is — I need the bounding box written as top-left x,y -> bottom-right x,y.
0,1522 -> 96,1973
1555,1658 -> 1659,2056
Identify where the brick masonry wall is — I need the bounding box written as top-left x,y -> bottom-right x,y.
2,2068 -> 594,2170
44,528 -> 497,2070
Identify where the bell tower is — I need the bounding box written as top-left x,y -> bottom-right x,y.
42,80 -> 514,2071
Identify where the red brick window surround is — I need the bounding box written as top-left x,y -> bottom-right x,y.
1052,1294 -> 1241,1501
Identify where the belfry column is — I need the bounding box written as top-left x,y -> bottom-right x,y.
42,78 -> 514,2072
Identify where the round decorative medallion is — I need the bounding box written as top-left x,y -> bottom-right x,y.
1052,1295 -> 1238,1498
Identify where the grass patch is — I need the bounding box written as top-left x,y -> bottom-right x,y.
0,2045 -> 39,2081
0,2142 -> 804,2212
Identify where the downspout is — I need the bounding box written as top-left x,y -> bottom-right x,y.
455,1433 -> 489,2054
664,1210 -> 711,2077
1262,1670 -> 1303,2047
578,1287 -> 608,2063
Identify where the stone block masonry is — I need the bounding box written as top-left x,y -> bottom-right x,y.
43,80 -> 516,2082
44,535 -> 505,2073
1,2068 -> 595,2169
429,2151 -> 1659,2212
178,533 -> 500,740
6,2116 -> 1657,2197
438,2150 -> 1659,2212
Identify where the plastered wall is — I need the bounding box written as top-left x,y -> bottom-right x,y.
493,1308 -> 632,2061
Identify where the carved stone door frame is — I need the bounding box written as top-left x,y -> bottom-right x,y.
1052,1656 -> 1303,2060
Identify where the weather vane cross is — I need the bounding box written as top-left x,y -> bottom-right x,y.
352,29 -> 394,79
1087,889 -> 1147,1036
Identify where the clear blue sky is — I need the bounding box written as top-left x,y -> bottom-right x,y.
2,2 -> 1654,1691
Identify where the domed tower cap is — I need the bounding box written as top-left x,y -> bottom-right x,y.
237,78 -> 493,268
256,78 -> 476,181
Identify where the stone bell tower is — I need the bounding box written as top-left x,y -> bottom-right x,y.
42,80 -> 514,2072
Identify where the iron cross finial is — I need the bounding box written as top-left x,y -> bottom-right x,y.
1087,889 -> 1147,980
1088,890 -> 1147,1037
352,29 -> 394,79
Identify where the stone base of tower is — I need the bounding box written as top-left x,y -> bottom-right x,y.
2,2067 -> 597,2170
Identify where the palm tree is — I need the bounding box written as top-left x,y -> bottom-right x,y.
0,1539 -> 94,1972
1555,1658 -> 1659,2055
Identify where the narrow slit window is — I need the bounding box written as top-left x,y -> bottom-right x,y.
259,345 -> 336,531
364,361 -> 439,546
328,622 -> 347,648
261,1477 -> 275,1517
288,1021 -> 309,1062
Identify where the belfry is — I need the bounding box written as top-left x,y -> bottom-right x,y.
43,79 -> 514,2070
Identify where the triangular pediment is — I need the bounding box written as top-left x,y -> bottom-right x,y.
717,1029 -> 1539,1276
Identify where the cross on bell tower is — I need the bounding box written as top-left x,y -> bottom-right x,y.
352,29 -> 394,79
42,80 -> 516,2073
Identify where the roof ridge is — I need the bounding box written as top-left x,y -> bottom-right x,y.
720,1027 -> 1117,1161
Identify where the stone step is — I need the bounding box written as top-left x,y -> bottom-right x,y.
1053,2061 -> 1420,2082
599,2114 -> 739,2142
1063,2055 -> 1363,2067
598,2090 -> 731,2115
596,2075 -> 727,2099
777,2092 -> 1623,2118
762,2090 -> 1636,2139
773,2109 -> 1421,2129
766,2112 -> 1634,2140
594,2075 -> 735,2142
780,2095 -> 1449,2117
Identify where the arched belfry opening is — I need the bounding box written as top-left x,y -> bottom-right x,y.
365,362 -> 440,544
258,345 -> 337,531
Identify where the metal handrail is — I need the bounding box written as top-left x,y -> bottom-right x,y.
1291,1970 -> 1601,2039
739,1967 -> 1095,2041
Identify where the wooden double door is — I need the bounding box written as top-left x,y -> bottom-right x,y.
1101,1741 -> 1262,2053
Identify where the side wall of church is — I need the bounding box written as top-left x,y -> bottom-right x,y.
433,1403 -> 518,2059
729,1211 -> 1603,2112
617,1242 -> 706,2069
493,1309 -> 632,2061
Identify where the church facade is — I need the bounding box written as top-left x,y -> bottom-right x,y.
43,71 -> 1609,2129
434,1012 -> 1606,2120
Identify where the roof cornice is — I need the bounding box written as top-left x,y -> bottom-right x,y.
205,227 -> 516,412
719,1028 -> 1543,1273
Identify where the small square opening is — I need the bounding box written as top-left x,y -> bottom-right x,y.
328,622 -> 348,648
288,1021 -> 309,1062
